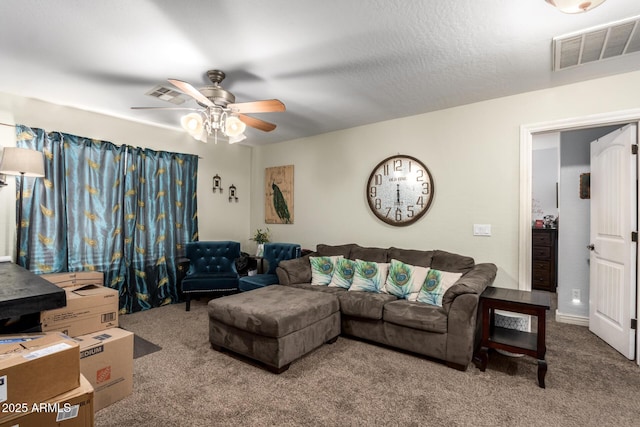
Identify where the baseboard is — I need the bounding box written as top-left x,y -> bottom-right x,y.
555,309 -> 589,326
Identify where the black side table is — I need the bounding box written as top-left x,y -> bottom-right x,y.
474,286 -> 551,388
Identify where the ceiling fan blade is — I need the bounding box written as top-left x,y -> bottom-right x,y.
131,106 -> 200,111
168,78 -> 214,108
229,99 -> 285,114
238,114 -> 277,132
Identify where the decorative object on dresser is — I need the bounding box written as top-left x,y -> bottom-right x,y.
531,227 -> 558,292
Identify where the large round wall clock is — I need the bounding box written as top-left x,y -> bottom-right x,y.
366,154 -> 434,226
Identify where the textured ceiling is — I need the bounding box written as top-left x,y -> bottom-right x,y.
1,0 -> 639,146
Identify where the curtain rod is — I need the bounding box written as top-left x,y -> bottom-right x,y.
0,122 -> 203,158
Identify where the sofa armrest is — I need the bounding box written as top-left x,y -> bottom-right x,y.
442,263 -> 497,312
276,254 -> 313,286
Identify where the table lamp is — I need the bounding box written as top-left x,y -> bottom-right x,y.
0,147 -> 45,263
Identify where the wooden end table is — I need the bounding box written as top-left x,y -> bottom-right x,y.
474,286 -> 551,388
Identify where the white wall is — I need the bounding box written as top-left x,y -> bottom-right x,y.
0,93 -> 253,259
251,70 -> 640,289
532,144 -> 559,222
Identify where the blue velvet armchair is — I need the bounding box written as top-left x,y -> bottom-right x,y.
239,242 -> 301,292
181,241 -> 240,311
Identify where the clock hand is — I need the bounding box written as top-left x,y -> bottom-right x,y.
396,184 -> 400,205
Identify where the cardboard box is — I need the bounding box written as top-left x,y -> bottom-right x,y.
40,285 -> 119,337
74,328 -> 133,412
0,374 -> 94,427
0,332 -> 80,422
40,272 -> 104,289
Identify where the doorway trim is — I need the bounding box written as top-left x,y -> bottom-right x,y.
519,108 -> 640,366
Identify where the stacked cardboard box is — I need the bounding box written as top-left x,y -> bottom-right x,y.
36,272 -> 134,413
0,332 -> 95,426
0,375 -> 94,427
39,272 -> 119,337
73,328 -> 134,412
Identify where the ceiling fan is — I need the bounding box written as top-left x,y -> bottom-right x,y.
132,69 -> 285,143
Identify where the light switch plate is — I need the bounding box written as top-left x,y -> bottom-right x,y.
473,224 -> 491,236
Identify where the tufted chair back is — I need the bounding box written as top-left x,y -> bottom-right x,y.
181,241 -> 241,311
238,242 -> 301,292
186,241 -> 241,275
263,243 -> 302,274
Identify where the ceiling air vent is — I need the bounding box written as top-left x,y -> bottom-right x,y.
553,16 -> 640,71
145,85 -> 186,105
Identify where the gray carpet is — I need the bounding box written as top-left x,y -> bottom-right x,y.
95,297 -> 640,427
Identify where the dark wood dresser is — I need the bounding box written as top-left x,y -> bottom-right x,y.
531,227 -> 558,292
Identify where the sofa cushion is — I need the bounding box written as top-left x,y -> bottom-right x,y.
338,291 -> 397,320
349,260 -> 389,293
413,269 -> 463,306
349,245 -> 388,262
384,259 -> 429,300
328,258 -> 356,289
316,243 -> 357,258
387,247 -> 434,268
310,255 -> 343,286
430,250 -> 475,273
383,299 -> 447,334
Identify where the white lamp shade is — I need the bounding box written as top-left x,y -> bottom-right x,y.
180,113 -> 204,136
228,133 -> 247,144
224,116 -> 247,137
0,147 -> 45,177
545,0 -> 606,13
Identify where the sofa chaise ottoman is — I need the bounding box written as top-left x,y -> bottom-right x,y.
208,285 -> 341,373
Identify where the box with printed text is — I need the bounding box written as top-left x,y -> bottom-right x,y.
0,332 -> 80,423
74,327 -> 133,412
0,374 -> 94,427
40,283 -> 119,337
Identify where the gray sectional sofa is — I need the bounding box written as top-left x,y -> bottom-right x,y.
275,243 -> 497,370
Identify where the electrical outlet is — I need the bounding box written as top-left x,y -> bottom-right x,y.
572,289 -> 581,302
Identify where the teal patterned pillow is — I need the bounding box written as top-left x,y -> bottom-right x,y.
415,269 -> 462,306
384,259 -> 429,299
349,260 -> 389,293
328,258 -> 357,289
310,255 -> 343,286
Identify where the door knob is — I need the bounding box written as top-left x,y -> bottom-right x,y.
587,244 -> 595,251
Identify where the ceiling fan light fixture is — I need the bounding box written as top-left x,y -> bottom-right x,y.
228,133 -> 247,144
545,0 -> 606,13
224,116 -> 247,137
180,113 -> 204,135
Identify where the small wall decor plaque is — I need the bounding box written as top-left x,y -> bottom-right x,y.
579,173 -> 590,199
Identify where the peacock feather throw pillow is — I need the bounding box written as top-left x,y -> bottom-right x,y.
414,268 -> 463,306
310,255 -> 343,286
328,258 -> 357,289
349,259 -> 389,293
384,259 -> 429,299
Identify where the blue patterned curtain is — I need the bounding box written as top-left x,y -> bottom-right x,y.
15,125 -> 198,313
121,146 -> 198,313
14,126 -> 67,272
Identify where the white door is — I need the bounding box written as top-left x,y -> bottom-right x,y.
589,124 -> 637,360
